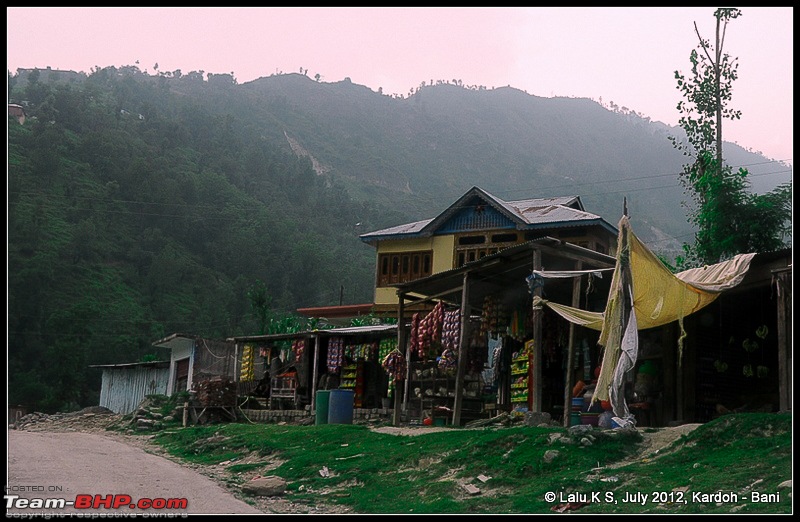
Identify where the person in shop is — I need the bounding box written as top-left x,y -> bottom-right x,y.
253,349 -> 289,398
317,371 -> 340,390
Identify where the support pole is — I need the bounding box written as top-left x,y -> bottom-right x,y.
394,293 -> 407,426
563,261 -> 583,427
233,342 -> 239,386
774,269 -> 791,411
531,248 -> 544,412
452,272 -> 471,426
311,334 -> 320,411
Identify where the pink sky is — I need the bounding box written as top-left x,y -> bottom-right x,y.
7,7 -> 793,168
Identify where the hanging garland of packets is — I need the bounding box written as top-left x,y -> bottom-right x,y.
410,313 -> 421,355
346,341 -> 378,362
436,308 -> 461,374
441,309 -> 460,351
480,295 -> 508,337
240,344 -> 255,382
438,348 -> 458,373
381,349 -> 407,383
292,339 -> 306,360
378,337 -> 398,362
327,337 -> 345,373
410,301 -> 446,359
508,307 -> 530,341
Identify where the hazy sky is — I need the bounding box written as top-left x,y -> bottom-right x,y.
7,7 -> 793,167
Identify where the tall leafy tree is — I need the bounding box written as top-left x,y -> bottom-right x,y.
671,8 -> 791,268
247,279 -> 273,335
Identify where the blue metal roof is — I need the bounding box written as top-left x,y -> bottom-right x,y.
359,187 -> 616,244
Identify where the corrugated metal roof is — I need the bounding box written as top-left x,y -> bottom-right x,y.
151,332 -> 200,345
228,324 -> 397,343
296,303 -> 378,327
500,196 -> 582,221
506,195 -> 581,209
359,187 -> 613,242
512,204 -> 603,226
151,333 -> 229,352
316,324 -> 397,335
359,218 -> 433,239
89,361 -> 170,369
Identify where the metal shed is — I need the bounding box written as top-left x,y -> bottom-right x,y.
90,361 -> 170,414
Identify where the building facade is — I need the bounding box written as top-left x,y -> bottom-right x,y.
360,186 -> 618,314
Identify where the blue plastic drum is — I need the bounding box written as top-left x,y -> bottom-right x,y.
327,389 -> 355,424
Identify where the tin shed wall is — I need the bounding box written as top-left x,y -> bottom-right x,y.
99,366 -> 170,414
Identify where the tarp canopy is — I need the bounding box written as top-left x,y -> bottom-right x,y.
534,215 -> 755,425
534,223 -> 755,332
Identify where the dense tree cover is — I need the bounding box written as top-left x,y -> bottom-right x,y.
671,9 -> 792,267
8,66 -> 381,411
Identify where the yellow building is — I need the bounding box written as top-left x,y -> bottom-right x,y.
359,186 -> 618,315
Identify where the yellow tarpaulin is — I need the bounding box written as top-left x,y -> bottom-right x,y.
534,224 -> 755,332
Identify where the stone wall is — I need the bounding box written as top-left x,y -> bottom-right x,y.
240,408 -> 394,424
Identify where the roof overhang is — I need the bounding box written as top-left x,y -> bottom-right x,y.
392,237 -> 616,311
227,324 -> 398,344
89,361 -> 170,370
520,217 -> 618,236
151,333 -> 200,351
296,303 -> 380,327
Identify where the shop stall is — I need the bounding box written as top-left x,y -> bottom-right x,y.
229,325 -> 399,414
392,237 -> 616,426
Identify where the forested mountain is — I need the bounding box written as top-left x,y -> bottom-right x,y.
7,66 -> 790,412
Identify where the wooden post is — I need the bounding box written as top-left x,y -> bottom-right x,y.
394,293 -> 406,426
233,342 -> 239,385
617,217 -> 635,418
676,353 -> 684,421
452,272 -> 471,426
311,334 -> 320,411
774,268 -> 791,411
662,323 -> 676,424
562,261 -> 582,427
531,248 -> 543,412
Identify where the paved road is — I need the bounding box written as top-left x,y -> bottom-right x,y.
7,430 -> 263,515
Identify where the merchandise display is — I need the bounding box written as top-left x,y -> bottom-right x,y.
327,337 -> 345,373
382,348 -> 407,383
510,348 -> 530,405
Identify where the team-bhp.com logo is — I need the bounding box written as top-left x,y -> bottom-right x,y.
6,494 -> 188,511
